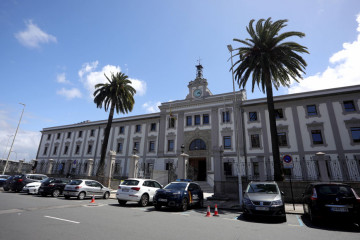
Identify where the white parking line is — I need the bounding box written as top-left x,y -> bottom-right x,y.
44,215 -> 80,224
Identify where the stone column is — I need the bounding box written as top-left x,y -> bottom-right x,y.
85,159 -> 94,176
104,151 -> 116,187
17,160 -> 24,173
128,154 -> 139,178
213,146 -> 225,197
31,159 -> 38,173
316,152 -> 330,182
257,156 -> 266,181
176,153 -> 189,179
46,159 -> 54,175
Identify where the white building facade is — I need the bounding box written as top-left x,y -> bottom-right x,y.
35,65 -> 360,194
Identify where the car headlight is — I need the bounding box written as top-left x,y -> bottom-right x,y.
243,198 -> 252,205
272,199 -> 283,206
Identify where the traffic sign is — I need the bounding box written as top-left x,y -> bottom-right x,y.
283,155 -> 293,169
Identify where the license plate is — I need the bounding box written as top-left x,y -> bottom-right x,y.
63,191 -> 68,194
122,189 -> 129,192
331,207 -> 348,212
158,198 -> 167,202
255,207 -> 269,211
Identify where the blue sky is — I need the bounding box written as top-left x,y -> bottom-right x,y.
1,0 -> 360,161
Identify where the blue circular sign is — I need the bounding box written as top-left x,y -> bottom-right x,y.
283,155 -> 292,163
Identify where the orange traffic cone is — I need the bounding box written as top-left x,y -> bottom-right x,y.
205,205 -> 211,217
90,195 -> 95,203
213,204 -> 219,216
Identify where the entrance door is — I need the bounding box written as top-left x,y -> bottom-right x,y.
188,158 -> 206,181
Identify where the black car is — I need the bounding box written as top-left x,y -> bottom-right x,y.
153,180 -> 204,211
302,182 -> 360,224
2,175 -> 19,191
39,178 -> 71,197
10,174 -> 48,192
0,175 -> 10,187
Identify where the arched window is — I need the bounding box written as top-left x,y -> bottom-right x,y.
189,139 -> 206,150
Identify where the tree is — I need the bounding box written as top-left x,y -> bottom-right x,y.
94,72 -> 136,177
231,18 -> 308,181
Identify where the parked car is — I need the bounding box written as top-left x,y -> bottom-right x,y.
242,181 -> 286,222
302,182 -> 360,224
63,179 -> 111,200
39,178 -> 71,197
10,174 -> 48,192
22,181 -> 43,194
153,179 -> 204,211
116,178 -> 163,207
2,175 -> 19,191
0,175 -> 10,187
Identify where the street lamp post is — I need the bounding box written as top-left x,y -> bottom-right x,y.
2,135 -> 14,159
227,45 -> 243,206
2,103 -> 25,175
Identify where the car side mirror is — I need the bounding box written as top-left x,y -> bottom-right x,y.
281,191 -> 285,196
161,185 -> 164,188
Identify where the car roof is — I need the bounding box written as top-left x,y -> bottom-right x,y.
249,181 -> 277,185
124,178 -> 157,181
309,182 -> 351,187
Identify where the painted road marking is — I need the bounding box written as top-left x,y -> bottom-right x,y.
296,215 -> 304,226
44,215 -> 80,224
172,213 -> 190,216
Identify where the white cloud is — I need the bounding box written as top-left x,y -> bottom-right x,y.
142,101 -> 161,113
15,20 -> 57,48
288,13 -> 360,94
79,62 -> 147,98
56,73 -> 71,84
56,88 -> 82,100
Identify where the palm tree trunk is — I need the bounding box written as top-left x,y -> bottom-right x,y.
96,104 -> 115,177
265,73 -> 284,181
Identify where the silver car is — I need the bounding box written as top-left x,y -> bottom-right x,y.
63,179 -> 111,200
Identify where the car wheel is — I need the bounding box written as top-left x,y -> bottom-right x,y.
118,200 -> 127,206
103,192 -> 110,199
3,187 -> 9,191
52,189 -> 60,198
77,192 -> 86,200
180,198 -> 188,211
154,204 -> 162,210
139,194 -> 149,207
64,195 -> 70,199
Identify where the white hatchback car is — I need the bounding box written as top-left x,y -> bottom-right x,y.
116,178 -> 162,207
23,181 -> 43,194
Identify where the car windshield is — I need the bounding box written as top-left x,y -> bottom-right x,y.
164,182 -> 188,190
247,183 -> 279,194
317,185 -> 353,197
41,178 -> 51,183
121,180 -> 140,186
68,180 -> 82,185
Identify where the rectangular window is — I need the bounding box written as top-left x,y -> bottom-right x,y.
311,130 -> 324,145
43,146 -> 48,155
87,144 -> 92,154
224,162 -> 232,176
75,145 -> 80,155
150,123 -> 156,131
135,125 -> 141,133
64,145 -> 69,155
47,134 -> 51,140
186,116 -> 192,126
119,126 -> 124,134
168,140 -> 174,152
169,117 -> 175,128
222,111 -> 230,123
165,162 -> 173,171
57,133 -> 60,139
117,142 -> 123,153
249,112 -> 257,121
278,132 -> 288,147
90,129 -> 95,137
78,131 -> 83,138
149,141 -> 155,152
134,142 -> 140,152
194,115 -> 201,125
351,127 -> 360,143
307,105 -> 317,116
67,132 -> 71,138
251,134 -> 260,148
203,114 -> 209,124
223,136 -> 231,149
344,100 -> 356,112
275,109 -> 284,119
253,162 -> 259,176
53,146 -> 58,155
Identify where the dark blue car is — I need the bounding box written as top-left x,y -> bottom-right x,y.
0,175 -> 10,187
153,180 -> 204,211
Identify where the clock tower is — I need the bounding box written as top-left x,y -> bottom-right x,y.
186,63 -> 212,100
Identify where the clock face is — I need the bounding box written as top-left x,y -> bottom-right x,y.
193,89 -> 202,98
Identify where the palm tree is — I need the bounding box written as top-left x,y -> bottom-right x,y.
94,72 -> 136,178
231,18 -> 308,181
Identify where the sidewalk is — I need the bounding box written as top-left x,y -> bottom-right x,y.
110,190 -> 304,214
